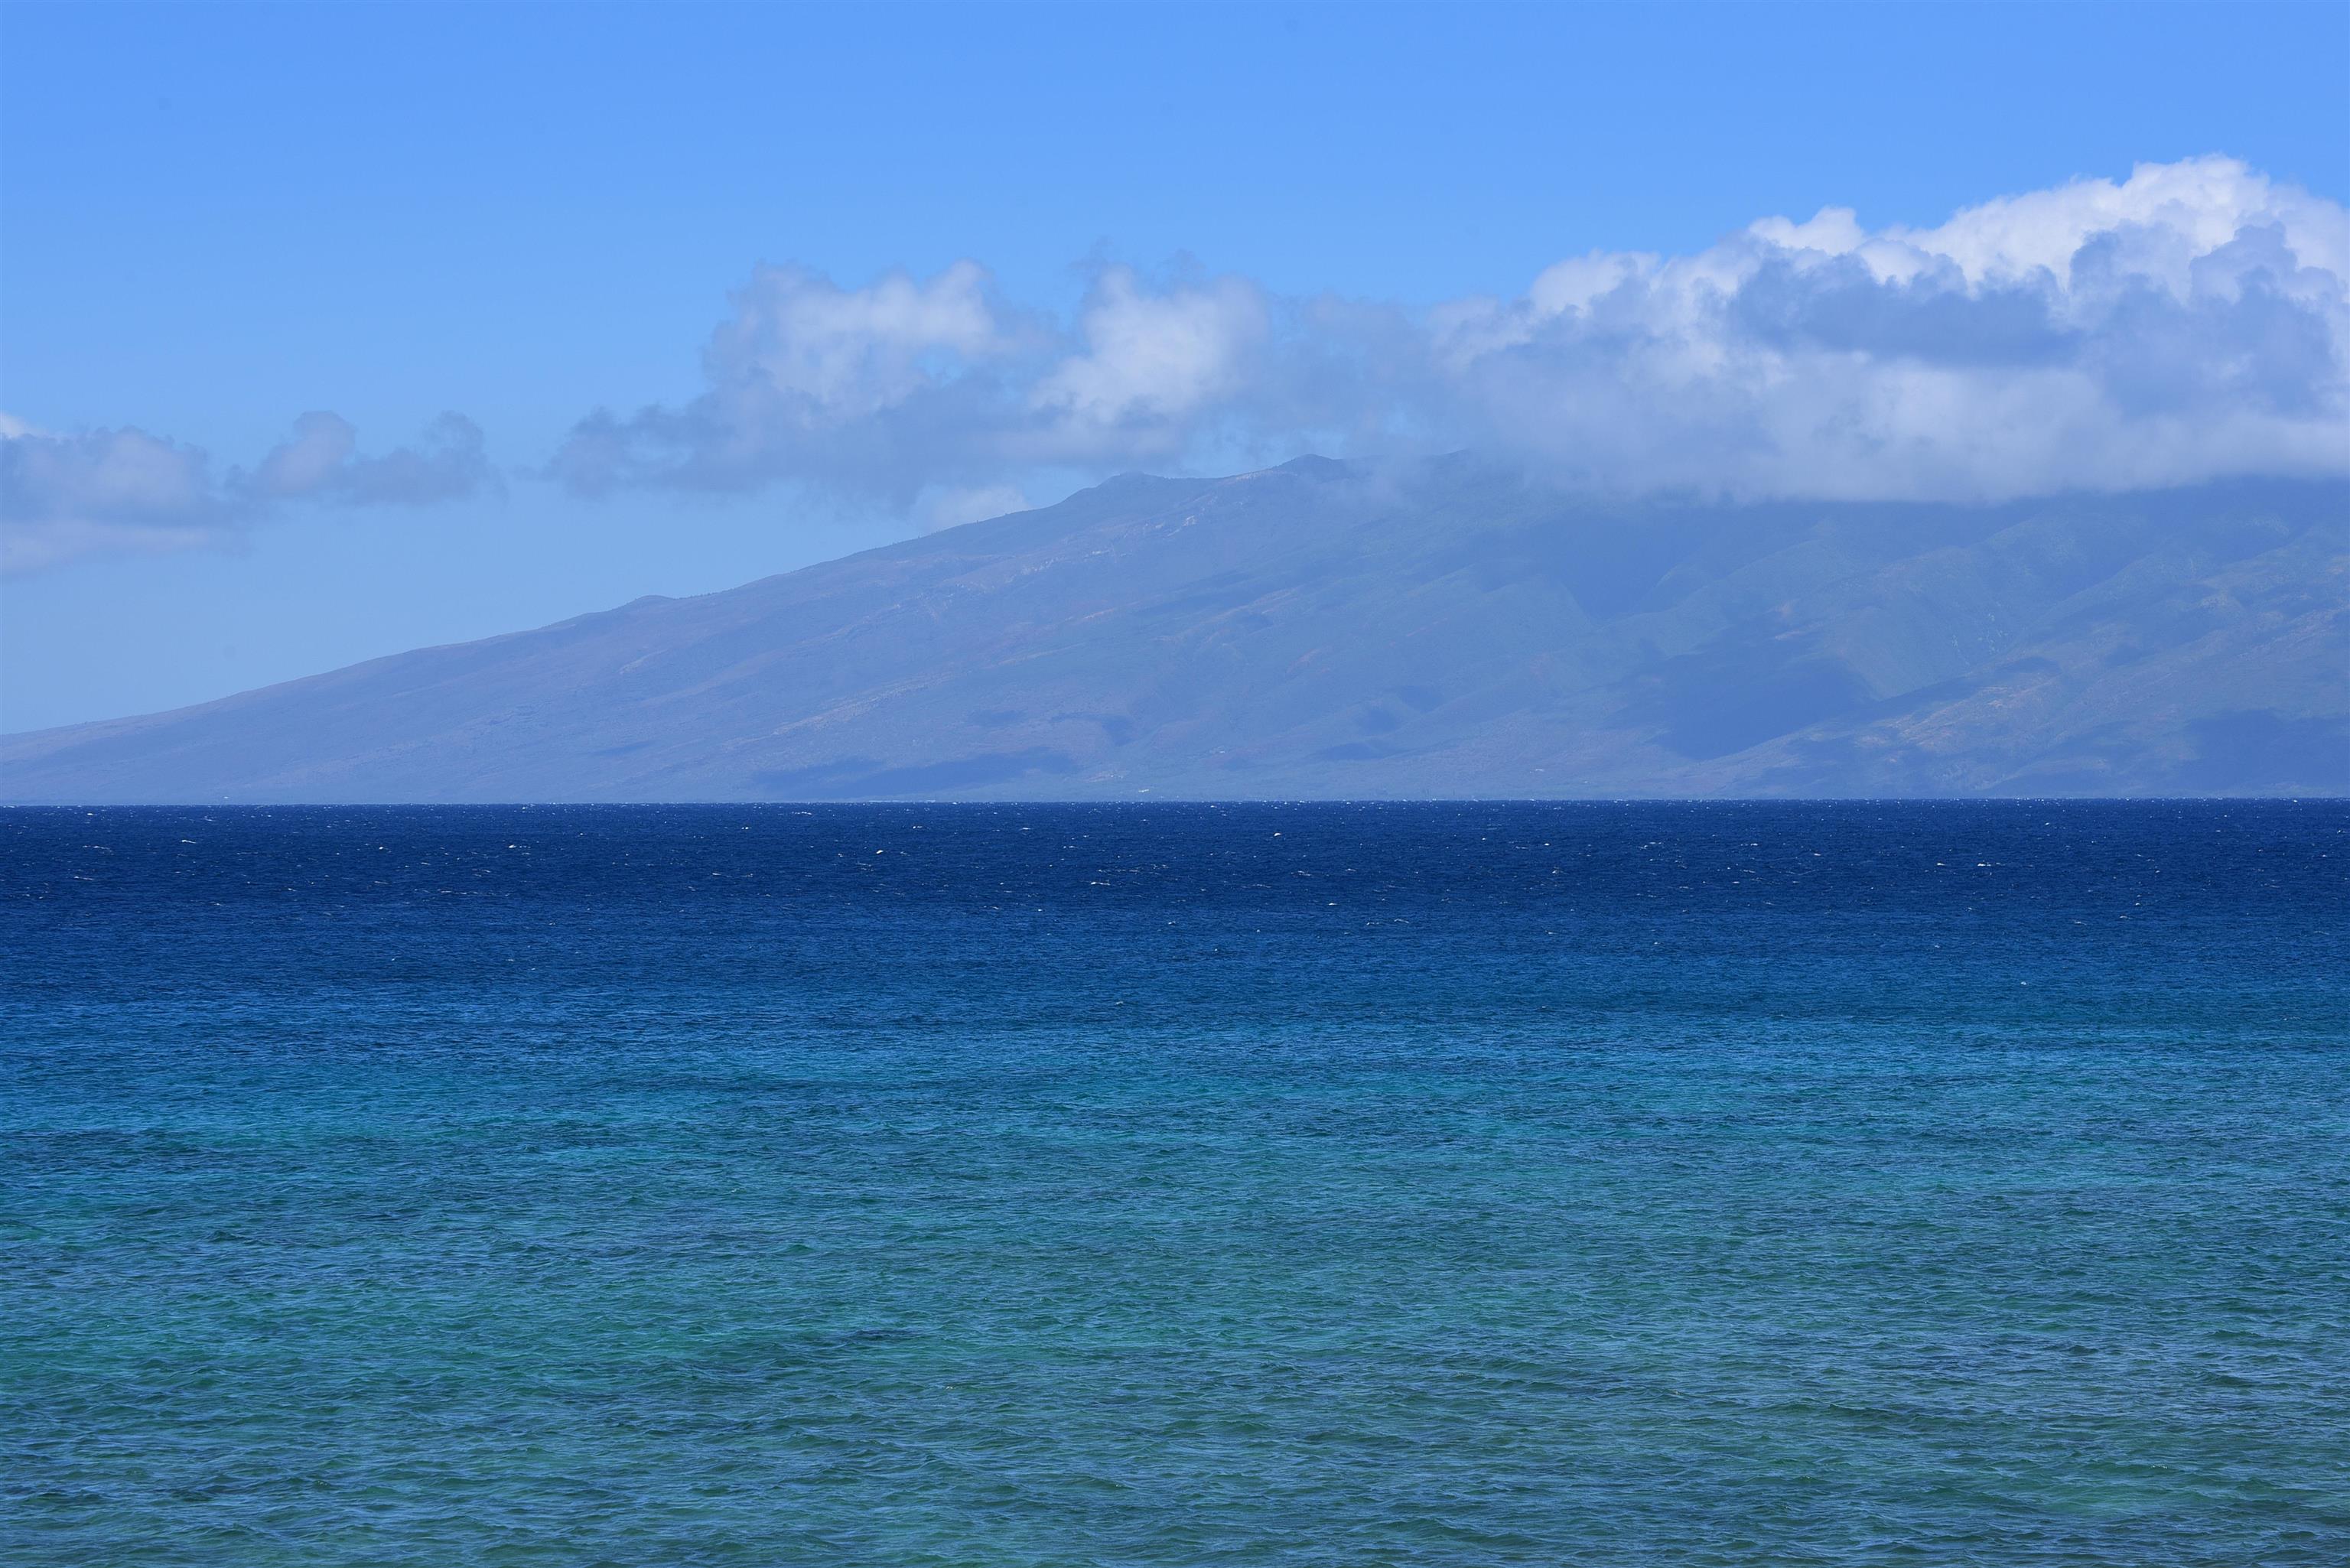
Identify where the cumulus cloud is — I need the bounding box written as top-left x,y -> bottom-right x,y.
555,156 -> 2348,509
2,412 -> 496,574
1422,155 -> 2349,498
0,421 -> 231,574
552,262 -> 1275,501
549,262 -> 1028,499
1028,269 -> 1268,435
246,412 -> 496,509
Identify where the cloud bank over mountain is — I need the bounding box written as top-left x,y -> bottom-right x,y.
0,412 -> 496,574
8,158 -> 2343,577
555,156 -> 2348,509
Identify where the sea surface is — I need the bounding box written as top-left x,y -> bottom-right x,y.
4,801 -> 2346,1566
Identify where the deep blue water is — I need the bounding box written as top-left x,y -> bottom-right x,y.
4,801 -> 2347,1566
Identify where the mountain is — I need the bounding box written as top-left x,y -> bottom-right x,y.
5,458 -> 2345,801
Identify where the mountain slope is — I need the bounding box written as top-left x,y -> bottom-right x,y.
5,459 -> 2345,800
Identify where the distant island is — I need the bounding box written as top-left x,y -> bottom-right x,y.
4,457 -> 2344,802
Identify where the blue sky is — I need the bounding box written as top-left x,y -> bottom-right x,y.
5,1 -> 2347,732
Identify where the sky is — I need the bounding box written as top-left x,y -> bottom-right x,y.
3,1 -> 2347,734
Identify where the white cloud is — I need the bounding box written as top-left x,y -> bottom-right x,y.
248,412 -> 360,499
0,423 -> 228,574
552,260 -> 1271,498
1427,157 -> 2349,499
555,155 -> 2348,512
2,412 -> 497,574
1028,268 -> 1268,438
283,412 -> 496,508
711,260 -> 1014,418
11,160 -> 2342,577
1870,157 -> 2347,292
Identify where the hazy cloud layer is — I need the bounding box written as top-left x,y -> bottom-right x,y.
548,262 -> 1269,501
2,412 -> 496,573
555,157 -> 2348,509
14,157 -> 2344,577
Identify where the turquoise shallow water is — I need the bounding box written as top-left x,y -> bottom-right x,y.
4,802 -> 2347,1565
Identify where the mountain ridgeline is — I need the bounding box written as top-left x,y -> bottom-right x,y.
5,459 -> 2345,800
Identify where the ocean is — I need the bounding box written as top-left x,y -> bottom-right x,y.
5,801 -> 2345,1565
